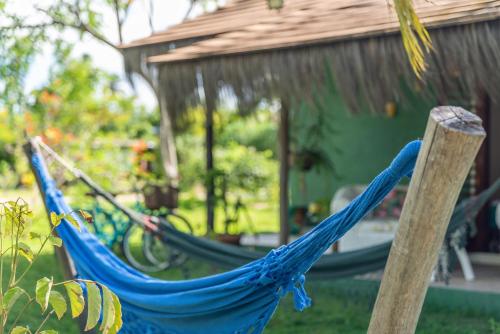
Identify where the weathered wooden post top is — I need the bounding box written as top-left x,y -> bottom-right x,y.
367,106 -> 486,334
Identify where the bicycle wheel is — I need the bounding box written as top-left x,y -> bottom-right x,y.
143,213 -> 192,267
122,223 -> 171,272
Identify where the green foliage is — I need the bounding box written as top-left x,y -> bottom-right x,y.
175,107 -> 278,201
63,282 -> 84,319
84,282 -> 101,330
0,21 -> 47,114
24,50 -> 156,194
48,291 -> 66,320
218,111 -> 278,157
490,318 -> 500,334
215,143 -> 277,197
0,200 -> 122,334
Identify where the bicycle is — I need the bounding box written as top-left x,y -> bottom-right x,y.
122,203 -> 193,272
216,174 -> 255,237
81,193 -> 194,273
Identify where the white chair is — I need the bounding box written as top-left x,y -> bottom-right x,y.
331,185 -> 475,282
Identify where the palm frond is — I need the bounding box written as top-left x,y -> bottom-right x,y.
392,0 -> 433,78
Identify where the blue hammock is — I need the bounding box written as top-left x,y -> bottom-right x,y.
31,140 -> 421,334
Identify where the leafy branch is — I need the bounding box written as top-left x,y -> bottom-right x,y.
0,200 -> 122,334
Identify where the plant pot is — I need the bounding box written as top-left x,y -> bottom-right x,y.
143,185 -> 179,210
290,152 -> 318,171
216,233 -> 242,246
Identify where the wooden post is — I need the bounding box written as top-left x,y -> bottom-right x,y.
470,91 -> 491,251
279,99 -> 290,245
367,106 -> 485,334
202,72 -> 216,234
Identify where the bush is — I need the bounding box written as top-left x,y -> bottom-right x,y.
215,142 -> 277,199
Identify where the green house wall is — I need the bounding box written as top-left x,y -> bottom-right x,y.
290,88 -> 436,207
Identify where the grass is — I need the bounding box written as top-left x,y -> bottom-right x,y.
176,201 -> 279,235
1,189 -> 499,333
7,255 -> 500,334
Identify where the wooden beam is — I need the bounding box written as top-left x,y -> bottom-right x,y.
279,99 -> 290,245
367,106 -> 485,334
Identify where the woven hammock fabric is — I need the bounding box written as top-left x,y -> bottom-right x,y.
32,140 -> 421,334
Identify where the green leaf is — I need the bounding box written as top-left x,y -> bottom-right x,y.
36,277 -> 53,312
99,285 -> 115,333
64,281 -> 84,318
84,282 -> 101,331
50,212 -> 61,227
10,326 -> 30,334
29,231 -> 41,240
65,214 -> 80,231
48,235 -> 62,248
3,287 -> 28,312
39,331 -> 58,334
109,292 -> 122,334
48,290 -> 67,320
18,242 -> 33,263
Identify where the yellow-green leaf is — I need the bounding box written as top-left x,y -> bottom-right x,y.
49,290 -> 67,320
64,281 -> 84,318
99,285 -> 115,333
39,330 -> 58,334
50,212 -> 61,227
392,0 -> 432,78
29,231 -> 41,240
84,282 -> 101,331
3,287 -> 28,312
65,214 -> 80,231
18,242 -> 33,263
36,277 -> 53,312
48,236 -> 62,248
108,292 -> 122,334
10,326 -> 29,334
79,210 -> 93,225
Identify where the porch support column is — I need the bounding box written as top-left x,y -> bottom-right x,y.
202,71 -> 216,234
279,99 -> 290,245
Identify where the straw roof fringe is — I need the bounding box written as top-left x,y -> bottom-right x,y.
125,20 -> 500,116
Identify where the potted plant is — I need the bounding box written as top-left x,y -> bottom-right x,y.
132,141 -> 179,210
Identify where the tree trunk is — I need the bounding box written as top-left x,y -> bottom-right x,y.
158,92 -> 180,188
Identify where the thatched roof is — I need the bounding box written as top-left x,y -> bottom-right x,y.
122,0 -> 500,115
121,0 -> 278,48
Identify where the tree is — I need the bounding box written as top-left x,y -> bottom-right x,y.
0,0 -> 219,190
28,46 -> 156,192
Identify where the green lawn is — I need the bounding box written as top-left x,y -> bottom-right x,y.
7,254 -> 500,334
1,190 -> 499,333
